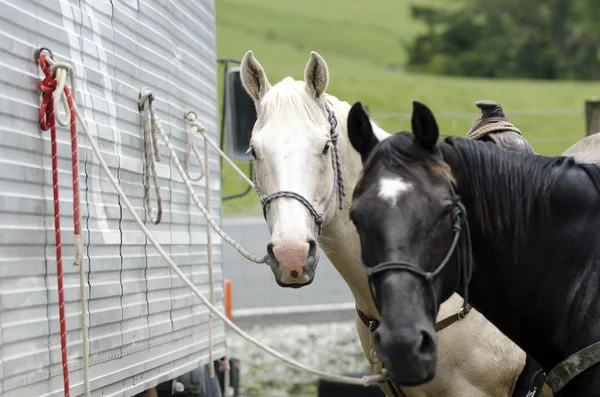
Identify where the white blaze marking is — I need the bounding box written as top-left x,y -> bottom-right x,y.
378,177 -> 412,206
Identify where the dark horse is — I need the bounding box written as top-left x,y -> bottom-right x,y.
346,101 -> 600,396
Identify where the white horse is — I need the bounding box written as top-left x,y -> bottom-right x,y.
240,50 -> 552,397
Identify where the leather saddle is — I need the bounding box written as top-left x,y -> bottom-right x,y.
466,100 -> 535,154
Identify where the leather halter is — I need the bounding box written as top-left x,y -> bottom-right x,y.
252,102 -> 345,236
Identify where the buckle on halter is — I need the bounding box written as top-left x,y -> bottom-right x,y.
369,348 -> 380,365
368,320 -> 379,332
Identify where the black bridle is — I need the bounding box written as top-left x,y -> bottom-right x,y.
365,184 -> 474,326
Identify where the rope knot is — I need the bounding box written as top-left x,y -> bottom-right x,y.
138,87 -> 155,111
38,55 -> 58,131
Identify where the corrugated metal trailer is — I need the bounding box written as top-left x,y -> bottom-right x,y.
0,1 -> 227,396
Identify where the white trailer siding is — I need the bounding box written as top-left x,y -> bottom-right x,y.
0,1 -> 226,396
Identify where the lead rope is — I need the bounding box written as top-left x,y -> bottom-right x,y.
180,113 -> 217,378
36,50 -> 91,397
138,91 -> 163,224
181,111 -> 254,383
203,127 -> 216,379
137,88 -> 267,264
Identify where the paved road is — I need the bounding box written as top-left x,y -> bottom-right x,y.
220,216 -> 356,327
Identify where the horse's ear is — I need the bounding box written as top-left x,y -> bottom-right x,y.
240,50 -> 272,102
348,102 -> 379,163
411,101 -> 439,151
304,51 -> 329,98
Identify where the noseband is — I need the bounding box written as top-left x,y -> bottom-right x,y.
366,184 -> 474,324
252,102 -> 346,236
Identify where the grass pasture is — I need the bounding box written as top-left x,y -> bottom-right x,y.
215,0 -> 600,215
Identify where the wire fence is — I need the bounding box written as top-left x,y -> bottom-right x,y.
371,108 -> 584,148
221,107 -> 588,215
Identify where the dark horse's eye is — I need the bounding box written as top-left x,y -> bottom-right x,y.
322,141 -> 330,155
438,202 -> 454,221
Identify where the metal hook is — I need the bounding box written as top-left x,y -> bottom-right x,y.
184,110 -> 197,122
34,47 -> 54,62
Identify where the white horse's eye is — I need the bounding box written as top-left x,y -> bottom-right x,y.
247,146 -> 257,159
322,142 -> 330,155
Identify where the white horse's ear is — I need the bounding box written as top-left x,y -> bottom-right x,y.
304,51 -> 329,98
240,50 -> 271,102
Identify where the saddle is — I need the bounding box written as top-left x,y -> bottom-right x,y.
465,100 -> 535,154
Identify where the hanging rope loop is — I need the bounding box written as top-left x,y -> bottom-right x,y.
138,87 -> 163,225
183,111 -> 205,182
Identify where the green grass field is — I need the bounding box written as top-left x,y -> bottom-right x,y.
216,0 -> 600,215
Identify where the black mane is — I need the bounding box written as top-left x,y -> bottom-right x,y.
371,132 -> 600,251
445,137 -> 600,247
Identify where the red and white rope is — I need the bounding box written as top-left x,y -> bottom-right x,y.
37,51 -> 90,397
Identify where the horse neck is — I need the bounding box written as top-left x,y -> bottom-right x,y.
317,95 -> 383,318
440,139 -> 600,371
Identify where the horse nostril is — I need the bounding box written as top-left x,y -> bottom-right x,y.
290,270 -> 299,278
307,237 -> 317,257
418,331 -> 435,356
267,242 -> 275,258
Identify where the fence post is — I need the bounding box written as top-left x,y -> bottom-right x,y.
585,99 -> 600,136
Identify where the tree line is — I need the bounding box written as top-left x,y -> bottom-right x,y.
406,0 -> 600,80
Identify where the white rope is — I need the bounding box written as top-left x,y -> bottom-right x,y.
137,91 -> 267,264
185,120 -> 205,182
204,131 -> 216,379
184,111 -> 254,188
43,55 -> 91,397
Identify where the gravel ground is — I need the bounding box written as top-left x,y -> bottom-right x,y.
226,320 -> 372,397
